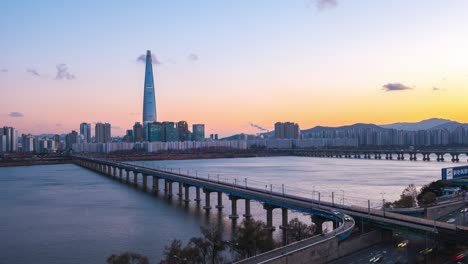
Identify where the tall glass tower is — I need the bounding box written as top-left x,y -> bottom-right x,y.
142,50 -> 157,127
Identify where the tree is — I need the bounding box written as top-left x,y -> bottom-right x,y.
418,191 -> 437,207
392,184 -> 418,208
200,226 -> 226,264
230,218 -> 273,260
107,252 -> 149,264
417,180 -> 448,206
287,217 -> 316,243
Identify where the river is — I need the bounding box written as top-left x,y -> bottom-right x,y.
0,156 -> 456,263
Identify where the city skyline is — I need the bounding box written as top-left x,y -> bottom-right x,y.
1,1 -> 468,137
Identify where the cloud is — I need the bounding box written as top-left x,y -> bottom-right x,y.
56,123 -> 63,127
55,64 -> 75,80
382,83 -> 413,92
188,53 -> 199,62
250,123 -> 268,131
8,112 -> 24,118
432,87 -> 440,91
27,68 -> 41,77
1,69 -> 7,73
137,54 -> 162,65
112,126 -> 121,130
129,112 -> 141,116
314,0 -> 338,10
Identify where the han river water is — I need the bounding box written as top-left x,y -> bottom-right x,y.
0,156 -> 459,263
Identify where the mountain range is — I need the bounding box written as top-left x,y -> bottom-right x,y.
222,118 -> 468,140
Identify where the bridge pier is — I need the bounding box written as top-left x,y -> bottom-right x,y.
263,204 -> 277,238
436,153 -> 445,162
216,192 -> 224,209
119,168 -> 123,179
183,184 -> 190,203
113,167 -> 117,177
312,215 -> 326,234
142,174 -> 148,189
126,170 -> 130,183
243,199 -> 252,218
107,165 -> 112,176
451,153 -> 459,162
279,208 -> 289,246
167,180 -> 173,197
229,195 -> 239,219
178,182 -> 183,198
203,189 -> 212,210
152,176 -> 159,191
194,187 -> 201,203
133,171 -> 138,186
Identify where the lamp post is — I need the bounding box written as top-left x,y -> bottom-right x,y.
380,192 -> 386,217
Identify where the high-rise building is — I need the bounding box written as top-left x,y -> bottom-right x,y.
95,123 -> 111,143
21,134 -> 35,152
133,122 -> 143,142
142,50 -> 157,140
79,123 -> 91,143
274,122 -> 300,139
0,134 -> 6,152
163,122 -> 178,142
65,131 -> 79,150
123,130 -> 134,143
1,127 -> 18,152
192,124 -> 205,142
176,121 -> 189,142
148,122 -> 164,142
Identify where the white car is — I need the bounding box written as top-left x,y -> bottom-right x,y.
446,218 -> 456,224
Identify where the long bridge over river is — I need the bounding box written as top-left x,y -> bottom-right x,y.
73,155 -> 468,262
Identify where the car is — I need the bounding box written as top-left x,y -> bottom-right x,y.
369,254 -> 382,262
460,208 -> 468,213
397,240 -> 409,248
419,248 -> 433,255
446,218 -> 456,223
344,215 -> 352,221
332,210 -> 342,216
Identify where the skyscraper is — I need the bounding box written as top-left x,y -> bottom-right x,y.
95,122 -> 111,143
192,124 -> 205,142
133,122 -> 143,142
143,50 -> 157,133
79,123 -> 91,143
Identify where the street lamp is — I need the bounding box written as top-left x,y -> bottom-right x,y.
380,192 -> 386,217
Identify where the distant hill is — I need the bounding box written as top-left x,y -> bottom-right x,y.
220,134 -> 257,141
302,123 -> 386,135
379,118 -> 466,131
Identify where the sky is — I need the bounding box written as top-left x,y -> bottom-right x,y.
1,0 -> 468,137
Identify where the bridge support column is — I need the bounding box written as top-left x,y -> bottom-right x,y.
451,154 -> 459,162
312,215 -> 326,234
119,168 -> 123,179
243,199 -> 252,218
178,182 -> 183,197
133,171 -> 138,185
203,189 -> 211,210
152,177 -> 159,191
184,184 -> 190,203
167,181 -> 173,197
229,195 -> 239,219
113,167 -> 117,177
280,208 -> 289,246
263,204 -> 277,239
107,165 -> 112,176
142,174 -> 148,189
126,170 -> 130,183
216,192 -> 224,209
194,187 -> 201,203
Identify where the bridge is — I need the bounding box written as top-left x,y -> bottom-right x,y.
289,149 -> 468,162
73,155 -> 468,245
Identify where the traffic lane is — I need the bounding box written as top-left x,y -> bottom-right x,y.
438,207 -> 468,226
328,241 -> 409,264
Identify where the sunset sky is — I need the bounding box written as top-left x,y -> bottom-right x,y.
1,0 -> 468,137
